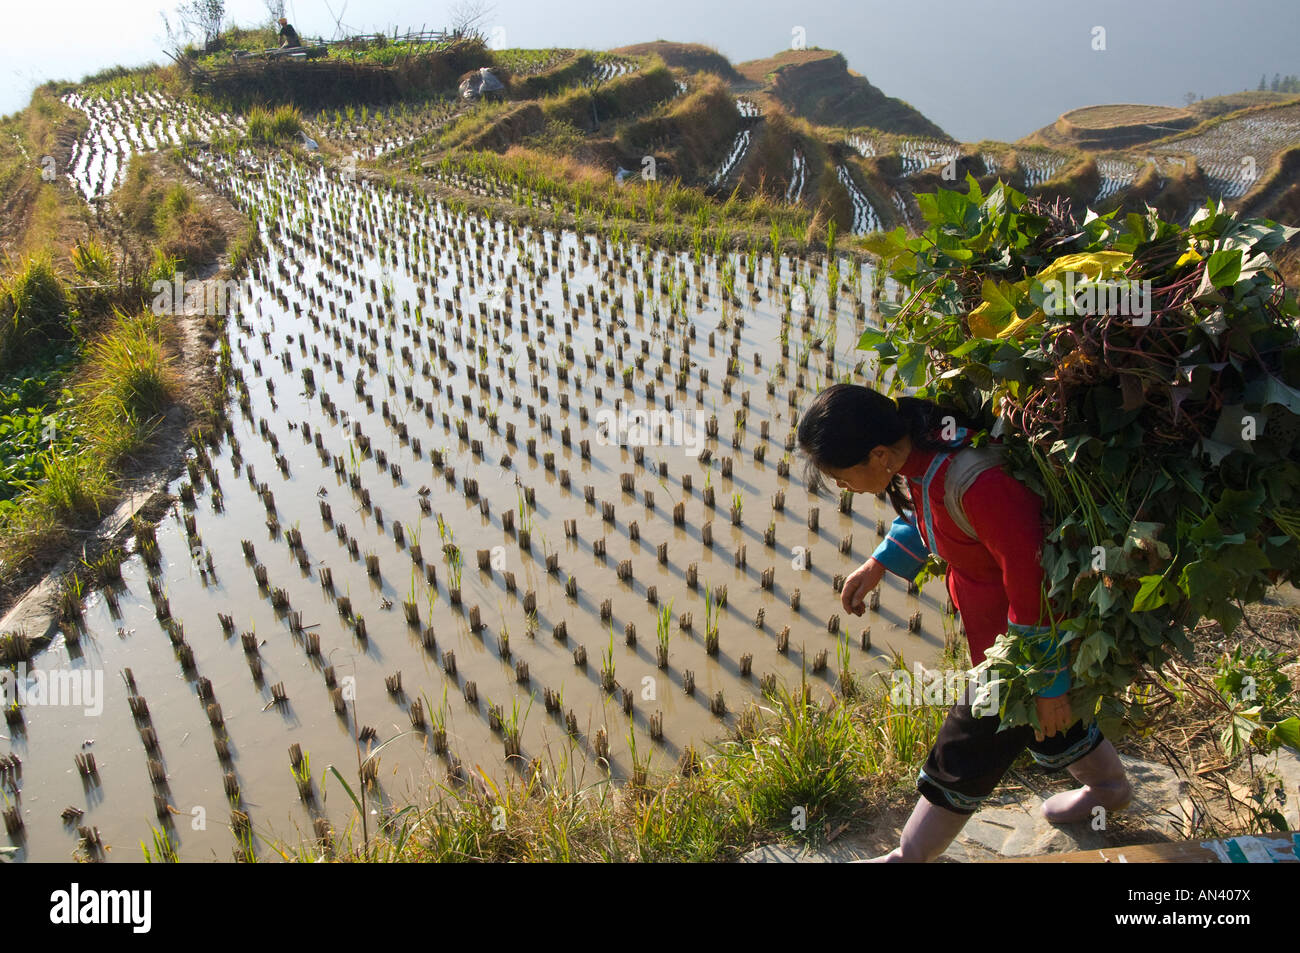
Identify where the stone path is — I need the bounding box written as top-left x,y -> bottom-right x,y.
741,755 -> 1192,862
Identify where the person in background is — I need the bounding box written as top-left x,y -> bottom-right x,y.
797,383 -> 1133,862
278,17 -> 302,49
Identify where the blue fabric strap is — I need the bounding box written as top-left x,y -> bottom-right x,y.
911,425 -> 970,551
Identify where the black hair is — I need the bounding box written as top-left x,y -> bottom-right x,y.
795,383 -> 976,518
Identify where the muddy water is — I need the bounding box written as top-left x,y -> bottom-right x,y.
5,151 -> 958,861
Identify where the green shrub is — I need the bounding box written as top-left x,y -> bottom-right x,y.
861,177 -> 1300,737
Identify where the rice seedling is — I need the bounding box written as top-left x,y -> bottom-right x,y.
290,746 -> 313,801
600,623 -> 616,692
704,583 -> 720,656
501,694 -> 532,759
141,825 -> 179,863
446,544 -> 464,596
835,633 -> 857,698
656,598 -> 673,669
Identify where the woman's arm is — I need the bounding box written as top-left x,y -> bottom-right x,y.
870,513 -> 930,582
960,468 -> 1070,699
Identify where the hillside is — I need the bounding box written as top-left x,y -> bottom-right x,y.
1023,91 -> 1300,150
610,41 -> 744,82
1026,103 -> 1198,150
734,48 -> 947,138
6,35 -> 1297,266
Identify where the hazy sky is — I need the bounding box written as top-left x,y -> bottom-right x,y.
3,0 -> 1296,141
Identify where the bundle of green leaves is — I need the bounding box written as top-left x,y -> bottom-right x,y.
859,174 -> 1300,739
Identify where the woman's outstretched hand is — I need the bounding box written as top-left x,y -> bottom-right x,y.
842,558 -> 886,616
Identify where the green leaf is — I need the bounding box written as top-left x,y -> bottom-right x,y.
979,277 -> 1016,323
896,350 -> 928,386
1133,574 -> 1170,611
1075,630 -> 1116,672
1262,376 -> 1300,415
1268,716 -> 1300,751
914,192 -> 940,226
1197,437 -> 1236,467
362,728 -> 420,764
856,326 -> 889,351
1089,578 -> 1118,614
1178,559 -> 1233,606
324,765 -> 363,814
1206,248 -> 1243,288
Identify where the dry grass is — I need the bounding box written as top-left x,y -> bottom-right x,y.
114,156 -> 226,269
610,41 -> 742,83
616,76 -> 741,182
1036,103 -> 1200,151
276,665 -> 954,862
1117,599 -> 1300,838
1064,104 -> 1194,129
1239,143 -> 1300,226
0,86 -> 91,261
539,60 -> 676,130
1027,153 -> 1100,209
736,49 -> 946,138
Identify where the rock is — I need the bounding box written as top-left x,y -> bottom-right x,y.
741,843 -> 823,863
945,755 -> 1189,860
459,68 -> 505,101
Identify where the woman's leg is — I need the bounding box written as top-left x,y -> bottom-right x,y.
855,700 -> 1028,862
1041,738 -> 1132,823
863,796 -> 973,862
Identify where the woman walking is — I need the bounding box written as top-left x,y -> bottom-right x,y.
797,383 -> 1132,862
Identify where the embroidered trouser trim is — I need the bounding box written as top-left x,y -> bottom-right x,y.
916,703 -> 1105,816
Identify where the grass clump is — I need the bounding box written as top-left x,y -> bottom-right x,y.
80,311 -> 174,440
227,221 -> 266,275
0,253 -> 74,373
154,184 -> 225,270
245,104 -> 303,143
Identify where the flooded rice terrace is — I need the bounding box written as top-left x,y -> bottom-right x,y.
7,143 -> 963,861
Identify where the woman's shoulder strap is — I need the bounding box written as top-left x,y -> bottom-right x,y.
942,444 -> 1009,539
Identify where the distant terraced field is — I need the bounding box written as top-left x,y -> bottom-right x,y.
1152,101 -> 1300,199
